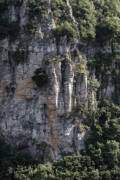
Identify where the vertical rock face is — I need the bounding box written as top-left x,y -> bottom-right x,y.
0,0 -> 119,161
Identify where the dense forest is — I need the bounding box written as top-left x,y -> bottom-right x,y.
0,0 -> 120,180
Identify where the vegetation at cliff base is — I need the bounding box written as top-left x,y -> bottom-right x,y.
0,101 -> 120,180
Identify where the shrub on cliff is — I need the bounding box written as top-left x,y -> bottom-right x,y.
27,0 -> 48,19
96,16 -> 120,44
32,68 -> 48,88
51,0 -> 70,24
70,0 -> 96,40
53,21 -> 77,42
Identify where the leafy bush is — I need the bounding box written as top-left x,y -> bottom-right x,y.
89,77 -> 100,91
51,0 -> 70,24
0,138 -> 33,180
70,0 -> 120,43
53,21 -> 77,42
74,61 -> 87,75
27,0 -> 48,20
32,68 -> 48,88
93,0 -> 120,17
70,0 -> 96,40
96,16 -> 120,43
9,46 -> 27,65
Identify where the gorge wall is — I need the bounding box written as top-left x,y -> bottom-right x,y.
0,0 -> 119,161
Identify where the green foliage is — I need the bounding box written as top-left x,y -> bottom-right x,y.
1,0 -> 120,43
60,112 -> 72,120
75,61 -> 87,75
0,102 -> 120,180
93,0 -> 120,17
93,0 -> 120,44
51,0 -> 70,24
96,16 -> 120,43
0,19 -> 20,40
0,138 -> 33,180
45,55 -> 62,65
9,46 -> 27,65
70,0 -> 96,40
75,102 -> 88,119
53,21 -> 77,42
32,68 -> 48,88
89,77 -> 100,91
69,0 -> 120,43
27,0 -> 48,20
25,23 -> 38,34
88,47 -> 120,104
12,163 -> 54,180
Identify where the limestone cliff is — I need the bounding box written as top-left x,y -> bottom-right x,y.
0,0 -> 119,161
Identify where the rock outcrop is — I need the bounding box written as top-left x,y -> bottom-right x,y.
0,0 -> 119,161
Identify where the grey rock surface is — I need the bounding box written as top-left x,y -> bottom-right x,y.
0,0 -> 118,161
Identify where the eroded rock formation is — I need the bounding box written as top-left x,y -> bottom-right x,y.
0,0 -> 119,161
